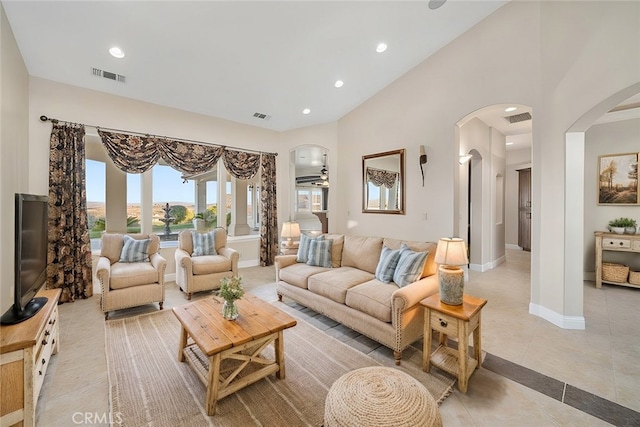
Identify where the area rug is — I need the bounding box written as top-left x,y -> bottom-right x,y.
105,302 -> 454,427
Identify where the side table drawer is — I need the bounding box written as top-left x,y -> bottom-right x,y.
603,238 -> 631,249
430,311 -> 458,336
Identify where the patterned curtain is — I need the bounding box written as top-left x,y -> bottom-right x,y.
98,130 -> 225,175
48,123 -> 93,302
366,167 -> 398,188
98,130 -> 160,173
159,138 -> 224,175
260,153 -> 278,266
223,149 -> 261,180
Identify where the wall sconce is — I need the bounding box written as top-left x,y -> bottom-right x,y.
419,145 -> 427,186
459,154 -> 473,165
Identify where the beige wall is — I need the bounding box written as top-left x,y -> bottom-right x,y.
0,4 -> 30,315
336,1 -> 639,326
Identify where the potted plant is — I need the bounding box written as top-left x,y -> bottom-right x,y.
218,276 -> 245,320
193,212 -> 205,231
608,217 -> 637,234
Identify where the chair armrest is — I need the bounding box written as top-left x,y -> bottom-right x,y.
150,253 -> 167,285
96,257 -> 111,292
218,247 -> 239,274
391,275 -> 439,313
175,248 -> 193,268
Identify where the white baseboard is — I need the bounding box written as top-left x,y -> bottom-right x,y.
584,271 -> 595,282
505,244 -> 522,250
529,302 -> 585,330
469,255 -> 504,272
239,259 -> 260,268
165,273 -> 176,283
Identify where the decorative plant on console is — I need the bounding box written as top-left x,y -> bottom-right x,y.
608,217 -> 637,234
218,276 -> 245,320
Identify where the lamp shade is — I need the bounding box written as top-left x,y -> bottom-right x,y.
434,238 -> 468,266
281,221 -> 301,239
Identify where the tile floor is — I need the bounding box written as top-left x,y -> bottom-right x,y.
35,249 -> 639,426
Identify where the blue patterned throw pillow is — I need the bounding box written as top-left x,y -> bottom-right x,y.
307,238 -> 333,268
119,235 -> 151,263
375,245 -> 402,284
297,234 -> 324,263
191,230 -> 217,257
393,243 -> 428,287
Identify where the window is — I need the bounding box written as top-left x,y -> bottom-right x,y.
86,159 -> 106,250
295,188 -> 323,213
152,164 -> 195,236
126,173 -> 141,233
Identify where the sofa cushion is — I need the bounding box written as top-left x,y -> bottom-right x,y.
110,262 -> 159,289
297,234 -> 324,263
191,230 -> 218,256
119,235 -> 151,263
341,236 -> 383,274
308,267 -> 374,304
345,280 -> 396,323
279,263 -> 330,289
383,238 -> 437,278
393,244 -> 428,287
375,245 -> 402,283
324,234 -> 344,268
307,238 -> 333,268
191,255 -> 232,275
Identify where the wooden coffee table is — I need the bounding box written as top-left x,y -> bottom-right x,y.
173,294 -> 297,415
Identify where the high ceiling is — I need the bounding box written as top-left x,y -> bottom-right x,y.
3,0 -> 507,132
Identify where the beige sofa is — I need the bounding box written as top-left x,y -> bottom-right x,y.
96,233 -> 167,320
275,234 -> 439,364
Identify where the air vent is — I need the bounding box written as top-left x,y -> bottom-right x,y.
253,112 -> 271,121
91,67 -> 126,83
504,112 -> 532,124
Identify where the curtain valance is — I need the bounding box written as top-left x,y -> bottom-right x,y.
366,167 -> 398,189
98,130 -> 225,175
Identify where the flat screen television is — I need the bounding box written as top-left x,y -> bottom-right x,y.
0,193 -> 49,325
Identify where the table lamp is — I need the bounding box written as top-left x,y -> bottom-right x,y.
434,237 -> 468,305
281,221 -> 301,247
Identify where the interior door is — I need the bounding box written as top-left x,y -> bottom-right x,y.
518,168 -> 531,251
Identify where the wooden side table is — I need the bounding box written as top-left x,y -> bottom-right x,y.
421,293 -> 487,393
280,241 -> 299,255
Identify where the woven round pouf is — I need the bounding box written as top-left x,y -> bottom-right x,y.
324,366 -> 442,427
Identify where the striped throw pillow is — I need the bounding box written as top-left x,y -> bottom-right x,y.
119,235 -> 151,263
375,245 -> 402,283
297,234 -> 324,263
306,238 -> 333,268
191,230 -> 217,257
393,243 -> 428,287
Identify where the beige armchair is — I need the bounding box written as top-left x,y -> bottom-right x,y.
175,228 -> 239,300
96,233 -> 167,320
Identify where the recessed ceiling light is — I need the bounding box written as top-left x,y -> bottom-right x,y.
506,142 -> 514,146
428,0 -> 447,10
505,106 -> 517,112
334,80 -> 344,88
302,108 -> 311,115
376,43 -> 387,53
109,46 -> 125,58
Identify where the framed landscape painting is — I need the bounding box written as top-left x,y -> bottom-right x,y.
598,152 -> 639,205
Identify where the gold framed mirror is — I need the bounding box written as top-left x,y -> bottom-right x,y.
362,149 -> 405,214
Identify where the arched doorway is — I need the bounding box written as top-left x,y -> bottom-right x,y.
457,104 -> 532,272
564,83 -> 640,326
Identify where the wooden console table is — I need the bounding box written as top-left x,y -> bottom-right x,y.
1,288 -> 61,427
594,232 -> 640,289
